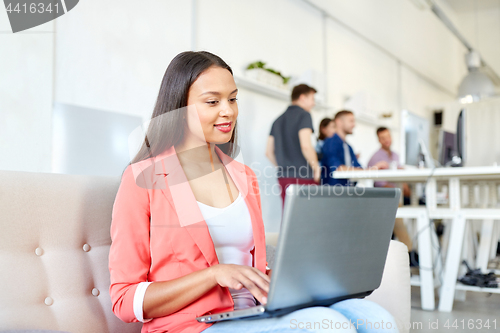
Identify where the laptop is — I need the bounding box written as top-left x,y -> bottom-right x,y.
196,185 -> 401,323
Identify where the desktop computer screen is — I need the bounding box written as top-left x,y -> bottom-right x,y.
438,130 -> 457,167
455,98 -> 500,167
401,110 -> 433,168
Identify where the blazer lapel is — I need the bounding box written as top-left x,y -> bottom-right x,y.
214,146 -> 248,200
153,146 -> 219,267
150,145 -> 264,271
215,147 -> 266,272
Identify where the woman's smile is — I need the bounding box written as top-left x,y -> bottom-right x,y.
214,121 -> 232,133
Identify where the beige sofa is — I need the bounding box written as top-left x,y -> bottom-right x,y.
0,170 -> 411,333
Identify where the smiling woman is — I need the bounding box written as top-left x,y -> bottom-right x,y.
108,51 -> 399,333
109,51 -> 272,333
129,51 -> 239,164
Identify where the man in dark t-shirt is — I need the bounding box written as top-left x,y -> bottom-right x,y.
266,84 -> 320,206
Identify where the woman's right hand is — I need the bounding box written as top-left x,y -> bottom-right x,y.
210,264 -> 270,305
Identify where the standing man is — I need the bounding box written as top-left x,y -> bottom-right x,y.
320,110 -> 388,186
266,84 -> 320,206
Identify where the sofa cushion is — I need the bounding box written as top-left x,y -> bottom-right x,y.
0,171 -> 141,333
365,240 -> 411,333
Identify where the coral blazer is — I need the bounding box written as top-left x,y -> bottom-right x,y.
109,145 -> 268,333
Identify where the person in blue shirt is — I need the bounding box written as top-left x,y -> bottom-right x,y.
320,110 -> 388,186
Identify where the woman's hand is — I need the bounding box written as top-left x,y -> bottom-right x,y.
210,264 -> 270,305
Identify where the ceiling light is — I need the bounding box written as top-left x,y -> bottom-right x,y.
457,50 -> 495,102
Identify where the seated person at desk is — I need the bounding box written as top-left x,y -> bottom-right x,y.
320,110 -> 387,185
368,127 -> 413,253
367,127 -> 411,200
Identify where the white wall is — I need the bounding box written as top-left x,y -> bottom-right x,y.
325,16 -> 400,167
54,0 -> 193,123
311,0 -> 468,94
0,13 -> 54,173
197,0 -> 324,79
2,0 -> 476,232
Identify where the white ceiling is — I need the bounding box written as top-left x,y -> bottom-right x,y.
443,0 -> 500,13
441,0 -> 500,81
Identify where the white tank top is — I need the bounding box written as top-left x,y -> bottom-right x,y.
197,192 -> 257,310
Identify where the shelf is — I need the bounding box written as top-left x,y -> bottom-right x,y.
410,275 -> 421,286
355,113 -> 397,130
411,273 -> 500,294
234,75 -> 332,110
454,282 -> 500,294
234,75 -> 290,101
410,274 -> 441,288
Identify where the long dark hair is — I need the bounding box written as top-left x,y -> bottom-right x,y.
317,117 -> 332,141
128,51 -> 237,168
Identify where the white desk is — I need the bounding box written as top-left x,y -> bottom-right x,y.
333,166 -> 500,182
334,166 -> 500,312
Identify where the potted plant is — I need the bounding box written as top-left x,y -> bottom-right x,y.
245,61 -> 291,90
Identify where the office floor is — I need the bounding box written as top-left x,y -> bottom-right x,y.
406,224 -> 500,331
410,286 -> 500,332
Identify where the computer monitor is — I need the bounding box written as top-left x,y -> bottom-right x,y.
456,108 -> 466,166
456,99 -> 500,167
438,130 -> 457,167
401,110 -> 434,168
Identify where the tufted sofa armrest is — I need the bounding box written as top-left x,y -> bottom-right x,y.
0,171 -> 141,333
0,331 -> 70,333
